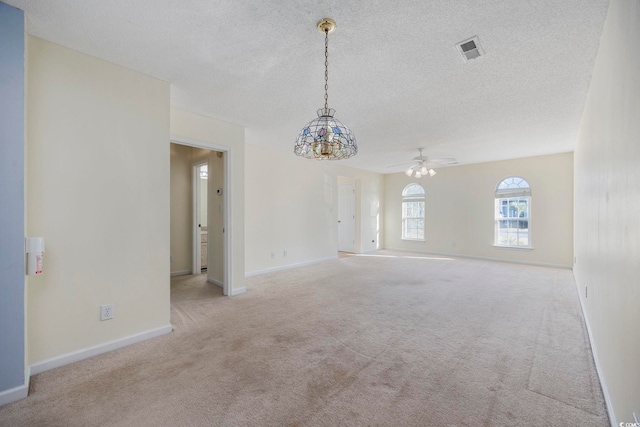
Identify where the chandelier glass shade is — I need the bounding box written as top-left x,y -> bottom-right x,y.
294,108 -> 357,160
294,18 -> 357,160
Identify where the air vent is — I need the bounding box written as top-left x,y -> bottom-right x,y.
456,36 -> 483,62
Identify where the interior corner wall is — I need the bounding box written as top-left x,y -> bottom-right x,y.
573,0 -> 640,423
244,142 -> 383,275
26,36 -> 171,364
384,152 -> 574,267
0,1 -> 26,396
170,107 -> 245,293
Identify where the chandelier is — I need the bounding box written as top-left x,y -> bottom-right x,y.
294,18 -> 357,160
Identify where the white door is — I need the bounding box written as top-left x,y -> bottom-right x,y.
338,182 -> 356,253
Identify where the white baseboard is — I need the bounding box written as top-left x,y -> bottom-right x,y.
170,270 -> 191,277
206,279 -> 244,296
245,255 -> 339,278
383,247 -> 572,269
230,287 -> 246,296
208,278 -> 224,288
359,248 -> 381,254
0,366 -> 30,407
573,276 -> 616,427
30,324 -> 173,376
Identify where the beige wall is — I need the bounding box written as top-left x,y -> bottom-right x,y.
207,151 -> 225,284
244,142 -> 383,275
170,107 -> 245,294
574,0 -> 640,423
384,152 -> 574,267
26,37 -> 171,364
170,143 -> 194,274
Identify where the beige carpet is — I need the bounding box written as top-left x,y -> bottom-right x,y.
0,251 -> 608,426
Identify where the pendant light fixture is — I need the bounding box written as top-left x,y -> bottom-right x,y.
294,18 -> 357,160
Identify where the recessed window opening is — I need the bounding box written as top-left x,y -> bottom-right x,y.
495,177 -> 531,248
402,183 -> 425,241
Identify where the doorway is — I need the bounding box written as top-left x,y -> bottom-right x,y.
170,140 -> 232,296
338,181 -> 356,253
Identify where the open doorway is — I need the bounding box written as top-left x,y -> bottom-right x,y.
170,142 -> 230,295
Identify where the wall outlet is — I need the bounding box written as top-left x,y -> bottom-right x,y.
283,250 -> 288,257
100,304 -> 114,321
270,252 -> 275,259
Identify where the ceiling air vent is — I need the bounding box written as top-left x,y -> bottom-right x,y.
456,36 -> 483,62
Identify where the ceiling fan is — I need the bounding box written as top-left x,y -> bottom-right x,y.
389,148 -> 458,178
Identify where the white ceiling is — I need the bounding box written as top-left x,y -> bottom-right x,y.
6,0 -> 610,173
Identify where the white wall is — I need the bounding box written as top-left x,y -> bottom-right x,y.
244,142 -> 383,275
170,107 -> 245,294
26,37 -> 171,364
384,152 -> 574,267
574,0 -> 640,423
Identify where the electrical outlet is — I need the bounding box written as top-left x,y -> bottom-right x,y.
270,252 -> 275,258
283,250 -> 288,257
100,304 -> 114,321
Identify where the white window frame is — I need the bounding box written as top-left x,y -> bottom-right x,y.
402,183 -> 425,241
494,177 -> 532,248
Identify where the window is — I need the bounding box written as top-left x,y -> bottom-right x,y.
495,177 -> 531,247
402,183 -> 425,240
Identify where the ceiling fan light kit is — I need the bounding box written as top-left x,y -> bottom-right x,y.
294,19 -> 357,160
395,148 -> 457,178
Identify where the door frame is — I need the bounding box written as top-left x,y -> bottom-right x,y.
171,136 -> 233,297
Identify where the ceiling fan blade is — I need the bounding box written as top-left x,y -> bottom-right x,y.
387,162 -> 414,168
429,158 -> 458,165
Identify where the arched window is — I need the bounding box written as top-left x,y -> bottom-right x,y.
402,183 -> 425,240
495,177 -> 531,247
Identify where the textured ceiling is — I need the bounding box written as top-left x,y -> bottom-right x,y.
6,0 -> 609,173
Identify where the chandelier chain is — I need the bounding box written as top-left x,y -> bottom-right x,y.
324,29 -> 329,111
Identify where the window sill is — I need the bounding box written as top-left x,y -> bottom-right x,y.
402,238 -> 425,242
493,245 -> 534,250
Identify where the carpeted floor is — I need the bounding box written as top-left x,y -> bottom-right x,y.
0,251 -> 609,426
